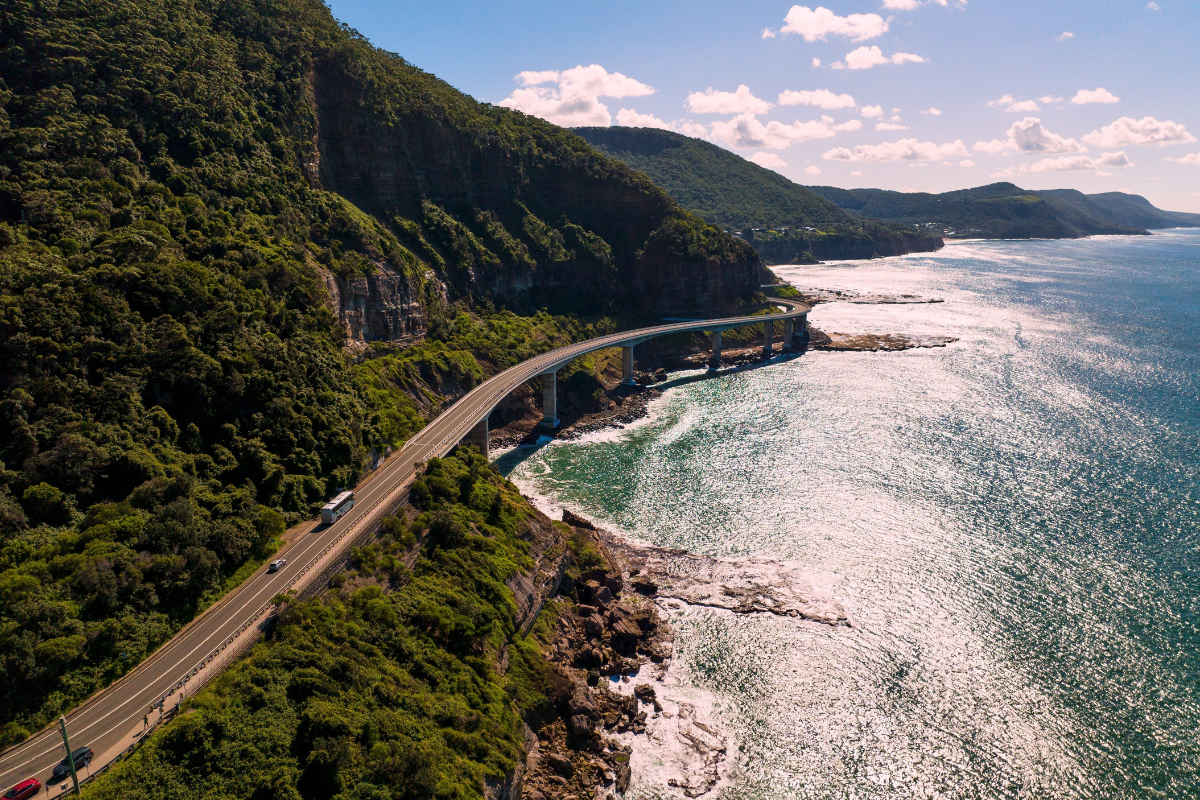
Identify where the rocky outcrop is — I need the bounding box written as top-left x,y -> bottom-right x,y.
317,260 -> 427,349
743,226 -> 943,265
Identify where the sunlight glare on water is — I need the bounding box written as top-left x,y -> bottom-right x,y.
501,231 -> 1200,799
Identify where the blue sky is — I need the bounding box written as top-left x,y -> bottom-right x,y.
325,0 -> 1200,211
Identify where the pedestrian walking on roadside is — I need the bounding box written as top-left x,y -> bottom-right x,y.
143,713 -> 149,730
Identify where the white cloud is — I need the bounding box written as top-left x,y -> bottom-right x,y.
804,165 -> 823,175
711,113 -> 860,149
989,94 -> 1040,112
812,57 -> 822,67
762,27 -> 777,39
500,64 -> 655,127
1083,116 -> 1197,147
1168,152 -> 1200,165
960,159 -> 975,166
845,46 -> 925,69
1071,87 -> 1119,105
861,105 -> 884,118
1147,2 -> 1159,9
1057,31 -> 1074,41
750,152 -> 788,170
686,85 -> 773,114
1039,95 -> 1065,104
778,89 -> 857,109
823,138 -> 970,162
875,122 -> 910,130
781,5 -> 888,41
882,0 -> 920,8
851,171 -> 863,175
615,108 -> 670,128
1029,151 -> 1133,172
674,121 -> 708,137
923,107 -> 943,115
831,61 -> 846,69
974,117 -> 1085,155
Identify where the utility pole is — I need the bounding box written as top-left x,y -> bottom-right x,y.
58,715 -> 80,796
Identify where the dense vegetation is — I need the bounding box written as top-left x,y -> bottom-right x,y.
0,0 -> 745,744
574,126 -> 943,263
805,182 -> 1199,239
84,449 -> 566,800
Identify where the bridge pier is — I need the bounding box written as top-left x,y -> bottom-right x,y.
539,371 -> 559,427
783,319 -> 795,352
708,330 -> 722,370
469,415 -> 489,461
622,346 -> 636,384
762,319 -> 773,357
799,312 -> 810,346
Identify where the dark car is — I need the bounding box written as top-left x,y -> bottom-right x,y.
51,745 -> 93,779
3,778 -> 41,800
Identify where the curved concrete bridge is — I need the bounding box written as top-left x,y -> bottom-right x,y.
0,297 -> 808,796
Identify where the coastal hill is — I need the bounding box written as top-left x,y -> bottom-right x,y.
0,0 -> 760,750
806,183 -> 1200,239
575,126 -> 943,264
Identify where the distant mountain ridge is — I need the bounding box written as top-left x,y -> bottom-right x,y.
805,183 -> 1200,239
575,126 -> 943,264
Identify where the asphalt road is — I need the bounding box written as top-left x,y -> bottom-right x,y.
0,299 -> 807,795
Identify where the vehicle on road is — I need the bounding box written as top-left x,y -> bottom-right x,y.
320,490 -> 355,524
3,778 -> 41,800
51,746 -> 93,780
267,559 -> 286,573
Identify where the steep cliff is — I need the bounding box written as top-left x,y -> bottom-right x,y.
308,55 -> 759,319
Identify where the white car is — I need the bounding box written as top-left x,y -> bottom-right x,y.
267,559 -> 286,573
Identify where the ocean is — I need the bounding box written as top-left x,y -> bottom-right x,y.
498,230 -> 1200,799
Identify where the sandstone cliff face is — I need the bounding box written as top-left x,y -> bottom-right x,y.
317,260 -> 428,350
307,59 -> 759,319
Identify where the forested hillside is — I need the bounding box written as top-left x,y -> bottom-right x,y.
576,126 -> 943,264
806,183 -> 1200,238
0,0 -> 754,744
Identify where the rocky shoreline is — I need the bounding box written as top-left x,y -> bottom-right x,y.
513,509 -> 858,799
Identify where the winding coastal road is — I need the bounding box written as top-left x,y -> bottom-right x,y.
0,298 -> 808,796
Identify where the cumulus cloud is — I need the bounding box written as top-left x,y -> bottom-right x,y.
686,85 -> 773,114
674,121 -> 708,137
960,159 -> 975,166
882,0 -> 920,8
750,152 -> 788,170
923,107 -> 943,115
778,89 -> 857,109
845,46 -> 925,69
973,117 -> 1085,155
762,27 -> 777,39
1029,151 -> 1132,172
812,57 -> 822,67
823,138 -> 970,162
1147,2 -> 1159,9
711,113 -> 860,149
1057,31 -> 1074,41
875,122 -> 909,130
804,165 -> 823,175
861,105 -> 884,118
615,109 -> 670,128
1083,116 -> 1197,147
1039,95 -> 1065,104
781,5 -> 888,41
989,94 -> 1040,112
1071,87 -> 1119,105
1168,152 -> 1200,165
499,65 -> 654,127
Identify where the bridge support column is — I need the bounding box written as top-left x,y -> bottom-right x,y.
622,346 -> 636,385
469,415 -> 489,461
800,313 -> 810,346
539,371 -> 559,427
708,330 -> 722,370
783,319 -> 795,352
762,319 -> 773,357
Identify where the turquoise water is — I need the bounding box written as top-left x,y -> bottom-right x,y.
500,230 -> 1200,799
